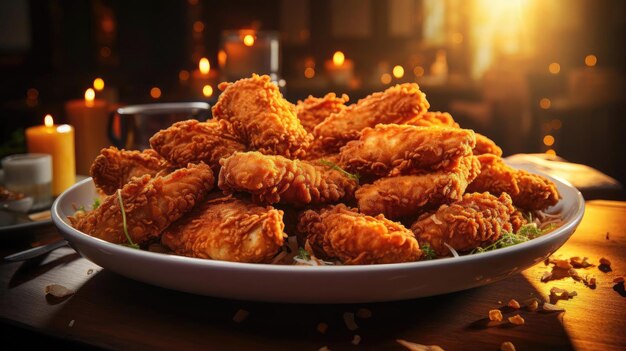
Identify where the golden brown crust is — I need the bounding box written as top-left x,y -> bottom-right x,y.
338,125 -> 476,177
212,74 -> 310,158
161,195 -> 286,263
297,204 -> 422,264
218,151 -> 358,207
512,170 -> 560,210
411,193 -> 515,257
405,111 -> 459,128
296,93 -> 349,133
474,133 -> 503,157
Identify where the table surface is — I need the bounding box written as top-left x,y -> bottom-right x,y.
1,200 -> 625,351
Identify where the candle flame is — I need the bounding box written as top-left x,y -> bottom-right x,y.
333,51 -> 345,66
202,85 -> 213,97
218,50 -> 227,67
199,57 -> 210,75
392,65 -> 405,78
85,88 -> 95,104
44,114 -> 54,127
93,78 -> 105,91
243,34 -> 255,46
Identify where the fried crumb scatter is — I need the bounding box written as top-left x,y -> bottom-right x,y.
542,302 -> 565,312
68,319 -> 75,327
489,309 -> 503,322
396,339 -> 446,351
45,284 -> 75,298
599,257 -> 611,267
500,341 -> 516,351
527,299 -> 539,311
549,257 -> 573,269
343,312 -> 358,331
540,271 -> 553,282
508,314 -> 525,325
352,334 -> 362,345
588,277 -> 597,287
614,277 -> 625,284
605,232 -> 610,240
232,309 -> 249,323
570,256 -> 593,268
549,287 -> 577,301
356,308 -> 372,319
317,322 -> 328,334
507,299 -> 520,309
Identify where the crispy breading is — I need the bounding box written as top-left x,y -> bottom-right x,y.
149,119 -> 245,171
71,163 -> 214,246
218,151 -> 358,207
338,124 -> 476,177
356,156 -> 481,219
513,170 -> 560,210
212,74 -> 310,158
297,204 -> 422,264
312,83 -> 430,153
90,147 -> 169,195
161,195 -> 286,263
296,93 -> 349,132
411,193 -> 515,257
405,111 -> 459,128
474,133 -> 503,156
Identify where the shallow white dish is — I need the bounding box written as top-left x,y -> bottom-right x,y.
52,170 -> 584,303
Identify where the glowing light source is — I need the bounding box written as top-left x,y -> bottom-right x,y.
548,63 -> 560,74
218,50 -> 227,67
585,54 -> 597,67
93,78 -> 105,91
413,66 -> 425,77
243,34 -> 255,46
304,67 -> 315,79
551,119 -> 562,130
179,70 -> 190,81
150,87 -> 161,99
332,51 -> 345,66
193,21 -> 204,33
380,73 -> 392,85
543,135 -> 555,146
392,65 -> 405,79
545,149 -> 556,156
199,57 -> 210,75
202,85 -> 213,97
539,98 -> 551,109
84,88 -> 95,107
44,114 -> 54,127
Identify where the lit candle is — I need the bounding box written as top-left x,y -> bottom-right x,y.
325,51 -> 354,85
65,89 -> 110,175
220,30 -> 279,81
191,57 -> 218,97
26,115 -> 75,196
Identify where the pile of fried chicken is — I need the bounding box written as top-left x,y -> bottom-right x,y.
69,74 -> 560,265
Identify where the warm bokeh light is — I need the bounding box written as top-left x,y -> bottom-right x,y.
392,65 -> 405,79
539,98 -> 551,109
93,78 -> 105,91
26,88 -> 38,100
84,88 -> 95,105
545,149 -> 556,156
548,62 -> 561,74
202,85 -> 213,97
585,54 -> 597,67
551,119 -> 562,130
179,70 -> 190,81
188,0 -> 198,5
413,66 -> 425,77
199,57 -> 210,75
243,34 -> 255,46
44,114 -> 54,127
218,50 -> 227,67
332,51 -> 345,66
380,73 -> 392,85
304,67 -> 315,79
193,21 -> 204,33
543,135 -> 555,146
150,87 -> 161,99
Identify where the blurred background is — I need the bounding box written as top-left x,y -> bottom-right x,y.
1,0 -> 625,188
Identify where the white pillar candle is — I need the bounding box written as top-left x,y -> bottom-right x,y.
1,153 -> 52,209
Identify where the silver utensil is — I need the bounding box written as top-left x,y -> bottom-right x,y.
4,239 -> 69,262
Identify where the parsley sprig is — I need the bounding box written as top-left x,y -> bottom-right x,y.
319,159 -> 360,183
117,189 -> 140,250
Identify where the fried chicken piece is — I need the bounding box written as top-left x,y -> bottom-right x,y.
356,156 -> 481,219
312,83 -> 430,153
474,133 -> 503,156
339,124 -> 476,177
297,204 -> 422,264
296,93 -> 349,133
149,119 -> 245,172
90,147 -> 169,195
468,154 -> 560,210
218,151 -> 358,207
161,195 -> 286,263
510,209 -> 528,233
70,163 -> 214,246
405,111 -> 459,128
212,74 -> 310,158
411,193 -> 515,257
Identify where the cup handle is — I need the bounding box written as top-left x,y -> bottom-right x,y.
107,111 -> 127,148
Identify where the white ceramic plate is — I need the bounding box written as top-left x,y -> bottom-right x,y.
51,169 -> 584,303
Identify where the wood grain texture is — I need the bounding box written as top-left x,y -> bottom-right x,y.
1,200 -> 624,351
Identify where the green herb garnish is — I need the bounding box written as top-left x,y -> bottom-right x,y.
117,189 -> 139,250
319,159 -> 360,183
92,198 -> 101,210
471,222 -> 556,254
421,243 -> 437,260
76,205 -> 86,213
296,247 -> 311,260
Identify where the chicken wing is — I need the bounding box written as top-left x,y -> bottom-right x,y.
212,74 -> 310,158
405,111 -> 459,128
149,119 -> 246,172
297,204 -> 422,264
312,83 -> 430,153
71,163 -> 214,246
161,195 -> 286,263
473,133 -> 503,156
356,156 -> 481,219
90,147 -> 169,195
296,93 -> 349,132
218,151 -> 358,207
513,170 -> 560,210
338,124 -> 476,177
411,193 -> 515,257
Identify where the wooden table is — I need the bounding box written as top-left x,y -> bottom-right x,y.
1,200 -> 625,351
